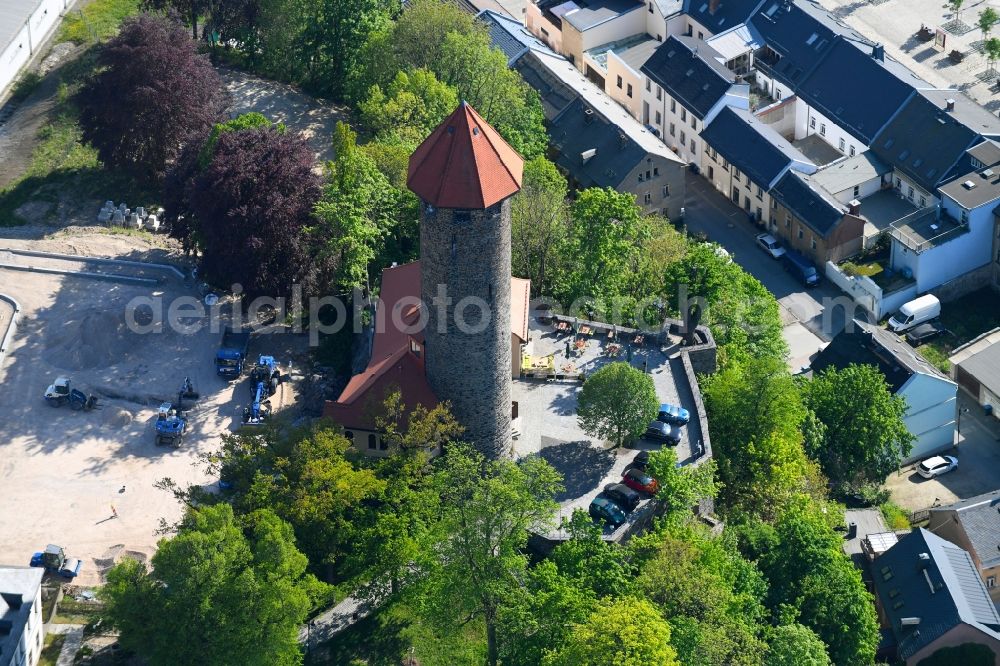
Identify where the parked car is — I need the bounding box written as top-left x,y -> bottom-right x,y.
781,250 -> 820,287
603,483 -> 641,511
905,321 -> 945,346
917,455 -> 958,479
632,450 -> 650,470
755,233 -> 786,259
657,402 -> 690,426
888,294 -> 941,332
589,496 -> 627,527
623,468 -> 660,494
645,421 -> 682,445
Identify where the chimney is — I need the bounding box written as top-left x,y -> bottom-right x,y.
709,0 -> 719,13
918,552 -> 931,569
872,43 -> 884,61
848,199 -> 861,216
946,98 -> 956,112
584,107 -> 595,124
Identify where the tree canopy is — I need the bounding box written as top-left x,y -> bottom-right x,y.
78,13 -> 227,180
100,504 -> 327,666
576,362 -> 658,448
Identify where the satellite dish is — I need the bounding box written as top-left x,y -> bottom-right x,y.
204,293 -> 219,306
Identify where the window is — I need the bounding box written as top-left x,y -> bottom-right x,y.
744,195 -> 751,211
646,79 -> 651,92
662,185 -> 669,197
798,225 -> 804,239
820,123 -> 826,136
972,157 -> 984,169
786,216 -> 791,229
756,185 -> 763,200
670,99 -> 676,112
839,138 -> 845,151
644,192 -> 651,204
907,185 -> 914,201
771,197 -> 777,209
690,140 -> 696,153
627,83 -> 633,97
698,31 -> 704,39
648,1 -> 653,11
989,576 -> 996,588
707,166 -> 714,179
379,437 -> 388,451
775,88 -> 782,100
732,187 -> 740,204
656,111 -> 662,125
646,170 -> 651,179
344,430 -> 354,440
657,86 -> 662,100
919,195 -> 926,207
722,158 -> 728,171
811,237 -> 817,250
657,34 -> 663,41
681,108 -> 687,122
756,207 -> 762,221
638,173 -> 644,183
849,145 -> 856,157
653,167 -> 659,176
643,101 -> 650,123
367,434 -> 377,450
896,177 -> 902,189
669,122 -> 675,136
680,131 -> 686,145
853,185 -> 860,197
810,117 -> 816,129
617,75 -> 623,89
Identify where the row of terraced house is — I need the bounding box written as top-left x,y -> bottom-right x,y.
482,0 -> 1000,319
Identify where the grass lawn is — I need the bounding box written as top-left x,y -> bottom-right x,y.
38,633 -> 66,666
918,288 -> 1000,373
58,0 -> 141,45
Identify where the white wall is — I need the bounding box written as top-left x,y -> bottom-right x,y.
526,4 -> 563,53
899,373 -> 957,462
825,168 -> 883,204
0,0 -> 66,99
891,170 -> 937,208
899,191 -> 997,293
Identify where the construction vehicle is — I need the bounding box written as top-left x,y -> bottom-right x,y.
43,377 -> 97,410
177,376 -> 199,409
215,326 -> 251,379
29,544 -> 82,578
242,356 -> 280,426
154,403 -> 187,446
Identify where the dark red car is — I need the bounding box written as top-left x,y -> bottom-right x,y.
622,468 -> 659,494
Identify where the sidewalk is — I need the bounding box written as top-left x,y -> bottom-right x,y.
46,623 -> 84,666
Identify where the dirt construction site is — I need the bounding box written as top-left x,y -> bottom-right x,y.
0,230 -> 308,585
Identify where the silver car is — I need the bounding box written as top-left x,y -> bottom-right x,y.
755,233 -> 786,259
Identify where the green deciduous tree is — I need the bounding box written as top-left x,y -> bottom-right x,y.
803,363 -> 914,488
541,597 -> 680,666
765,624 -> 831,666
100,504 -> 328,666
313,122 -> 405,290
511,157 -> 570,296
419,444 -> 562,666
576,362 -> 658,448
647,447 -> 718,520
980,7 -> 998,39
550,511 -> 637,600
359,68 -> 458,145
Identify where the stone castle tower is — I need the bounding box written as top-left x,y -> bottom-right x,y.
406,102 -> 524,459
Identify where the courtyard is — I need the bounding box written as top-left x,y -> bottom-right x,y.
512,315 -> 709,538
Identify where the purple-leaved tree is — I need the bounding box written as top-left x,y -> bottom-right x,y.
188,126 -> 328,300
78,13 -> 227,181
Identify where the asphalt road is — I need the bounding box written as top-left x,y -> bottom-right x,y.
680,175 -> 850,355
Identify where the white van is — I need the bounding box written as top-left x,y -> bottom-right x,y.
888,294 -> 941,332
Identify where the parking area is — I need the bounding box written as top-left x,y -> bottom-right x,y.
512,316 -> 703,537
0,233 -> 303,585
885,391 -> 1000,512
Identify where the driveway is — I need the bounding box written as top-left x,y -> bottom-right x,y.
681,174 -> 851,369
885,391 -> 1000,512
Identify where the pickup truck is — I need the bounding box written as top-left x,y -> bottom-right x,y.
215,326 -> 251,379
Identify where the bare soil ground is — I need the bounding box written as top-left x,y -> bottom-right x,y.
0,230 -> 308,585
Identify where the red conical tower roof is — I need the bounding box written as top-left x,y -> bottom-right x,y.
407,102 -> 524,209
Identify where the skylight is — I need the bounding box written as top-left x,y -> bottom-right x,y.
699,2 -> 708,11
806,33 -> 818,45
765,2 -> 779,16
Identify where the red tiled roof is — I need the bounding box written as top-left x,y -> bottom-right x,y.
371,262 -> 424,362
322,346 -> 438,431
407,102 -> 524,209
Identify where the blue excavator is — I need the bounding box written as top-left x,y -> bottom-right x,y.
243,355 -> 280,425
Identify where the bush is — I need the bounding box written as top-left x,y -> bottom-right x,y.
881,502 -> 911,530
10,71 -> 43,103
